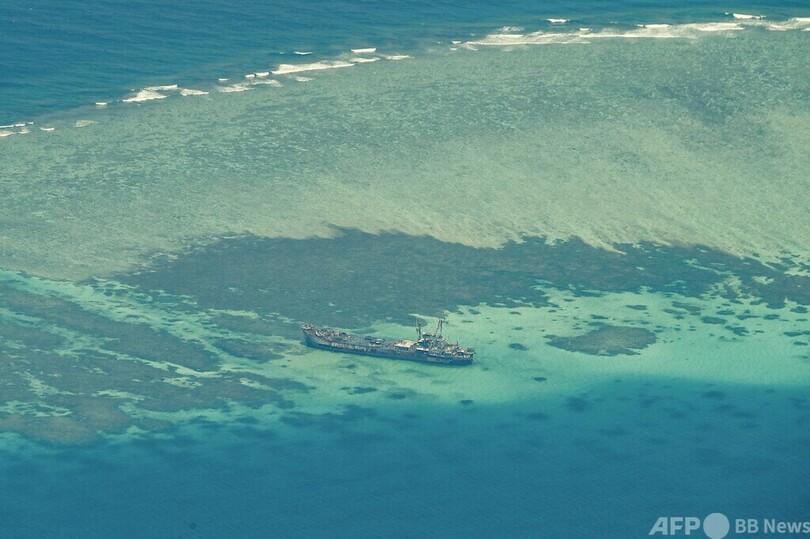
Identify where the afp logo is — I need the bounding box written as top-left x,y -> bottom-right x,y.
649,513 -> 730,539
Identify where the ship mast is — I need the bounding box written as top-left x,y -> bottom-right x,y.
415,318 -> 422,340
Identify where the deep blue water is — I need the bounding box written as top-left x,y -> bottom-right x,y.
1,380 -> 808,538
2,1 -> 810,538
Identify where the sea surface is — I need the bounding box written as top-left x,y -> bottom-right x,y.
1,1 -> 809,537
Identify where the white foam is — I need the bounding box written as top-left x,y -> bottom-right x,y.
125,84 -> 211,101
95,102 -> 108,107
14,123 -> 27,127
218,78 -> 230,82
600,22 -> 744,39
588,22 -> 732,39
74,120 -> 95,128
271,60 -> 354,75
382,54 -> 411,60
123,88 -> 169,103
765,17 -> 810,31
293,76 -> 313,82
0,130 -> 14,137
245,73 -> 256,79
180,88 -> 209,96
765,22 -> 793,31
548,18 -> 569,24
351,47 -> 376,53
469,18 -> 769,47
294,51 -> 312,55
465,15 -> 810,49
351,56 -> 381,63
451,40 -> 461,45
250,79 -> 283,87
690,22 -> 745,32
468,30 -> 584,46
255,72 -> 270,78
618,24 -> 684,39
216,83 -> 253,93
17,127 -> 30,134
732,13 -> 763,20
498,26 -> 524,32
39,127 -> 55,132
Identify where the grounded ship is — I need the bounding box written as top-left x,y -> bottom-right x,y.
301,320 -> 474,366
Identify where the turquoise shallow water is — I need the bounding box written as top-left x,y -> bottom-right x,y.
0,232 -> 808,536
1,2 -> 810,537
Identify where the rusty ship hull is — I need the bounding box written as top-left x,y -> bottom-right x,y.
302,323 -> 474,365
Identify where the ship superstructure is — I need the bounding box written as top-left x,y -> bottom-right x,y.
301,319 -> 474,365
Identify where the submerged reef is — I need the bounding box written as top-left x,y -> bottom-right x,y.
546,325 -> 657,356
124,230 -> 809,330
0,230 -> 807,444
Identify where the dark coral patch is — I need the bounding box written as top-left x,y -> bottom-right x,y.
214,338 -> 282,361
700,316 -> 725,325
566,397 -> 590,412
625,304 -> 648,311
346,386 -> 377,395
547,325 -> 656,356
122,230 -> 809,332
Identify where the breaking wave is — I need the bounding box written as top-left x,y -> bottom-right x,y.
272,60 -> 355,75
466,16 -> 810,46
2,16 -> 808,139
